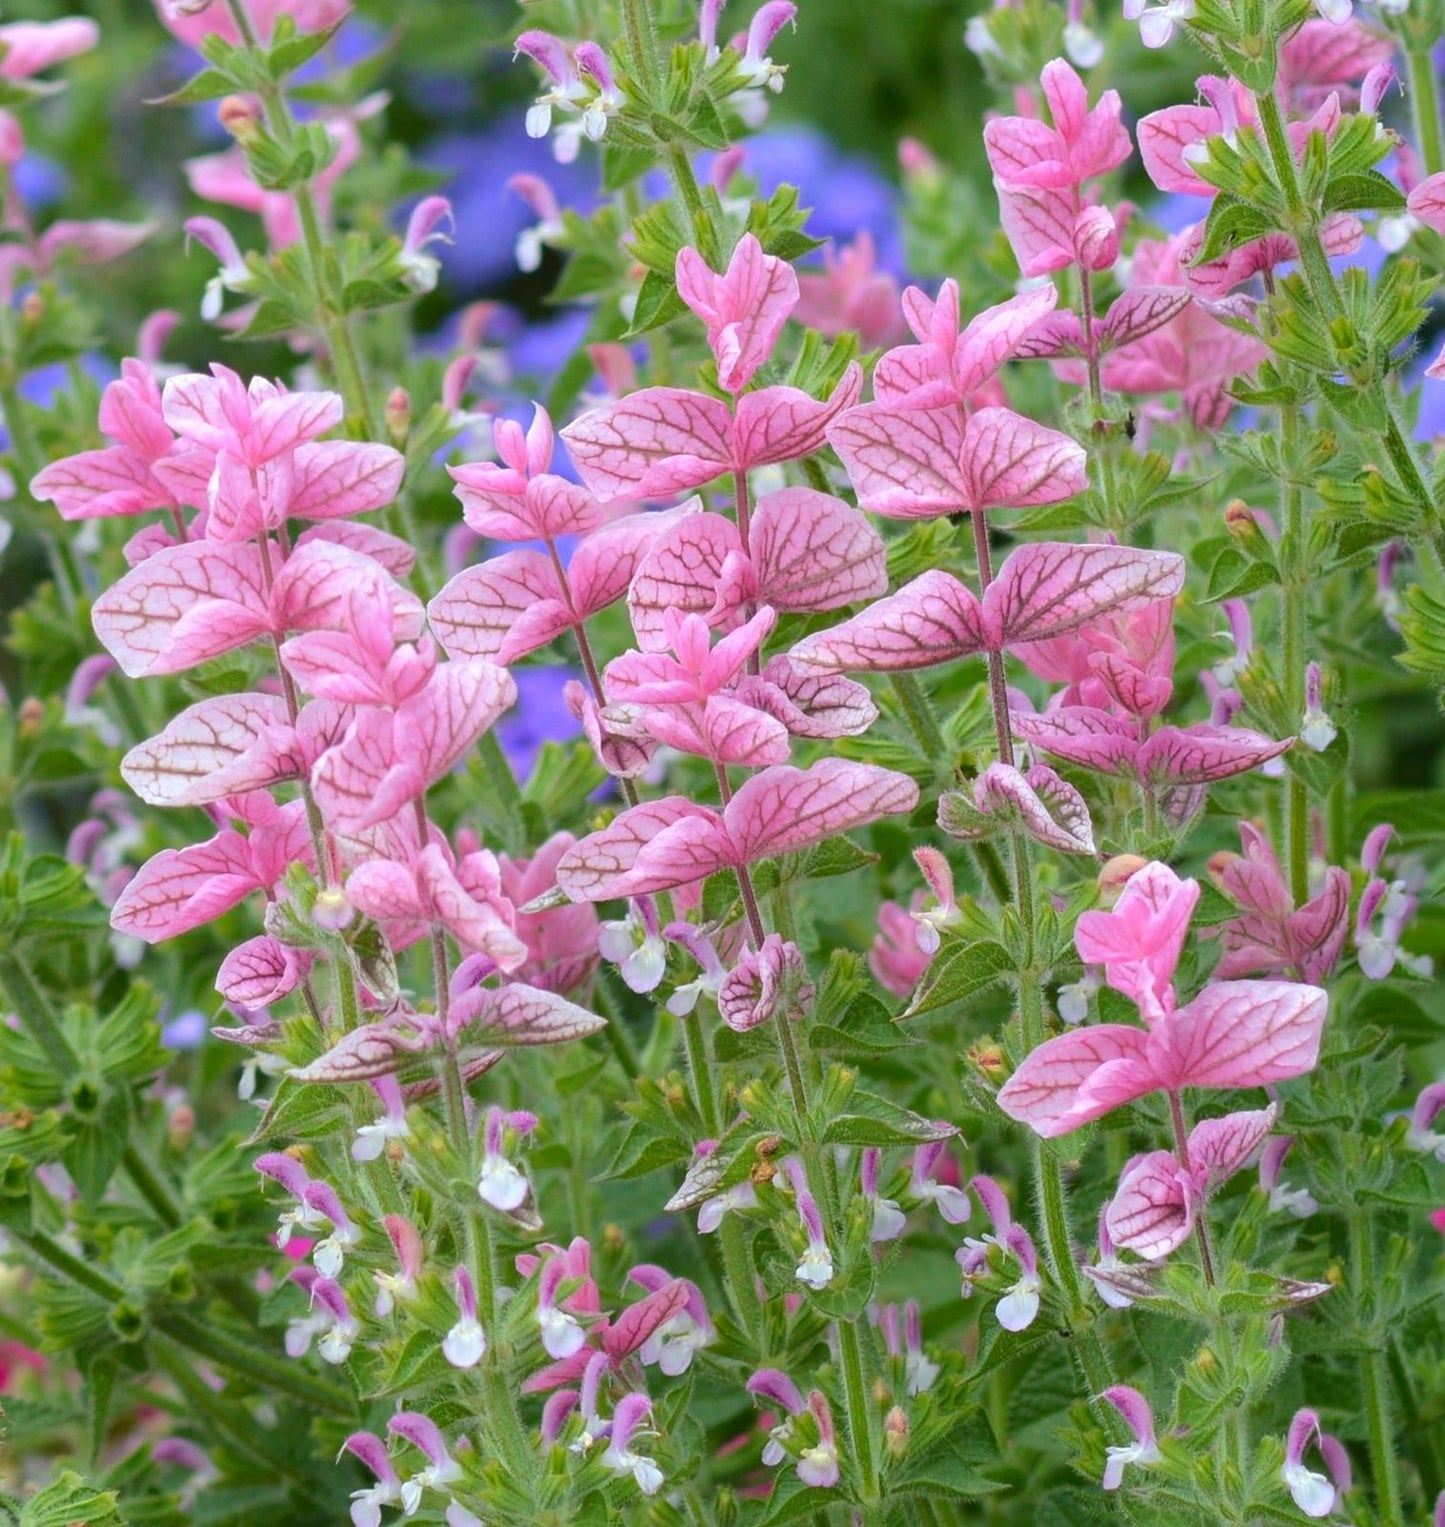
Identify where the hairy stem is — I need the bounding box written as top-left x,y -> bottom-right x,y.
1408,47 -> 1445,178
838,1316 -> 880,1503
1279,404 -> 1311,907
971,508 -> 1014,765
1352,1213 -> 1405,1526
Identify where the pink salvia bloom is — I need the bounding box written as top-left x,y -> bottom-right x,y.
873,281 -> 1057,409
984,60 -> 1131,191
597,896 -> 667,994
389,1413 -> 462,1515
561,364 -> 863,501
498,835 -> 601,993
1012,708 -> 1292,811
793,1187 -> 833,1289
444,1267 -> 486,1368
93,538 -> 421,679
0,18 -> 99,77
110,797 -> 313,943
828,402 -> 1087,519
788,543 -> 1184,673
31,358 -> 200,523
600,1394 -> 664,1495
797,1391 -> 840,1488
997,979 -> 1329,1137
869,898 -> 933,997
910,1141 -> 971,1223
398,196 -> 452,294
450,402 -> 600,541
862,1147 -> 907,1241
346,838 -> 527,970
1259,1135 -> 1319,1217
627,488 -> 886,649
1100,1387 -> 1163,1489
1098,232 -> 1269,428
1215,824 -> 1351,983
793,233 -> 906,349
553,759 -> 919,901
627,1265 -> 715,1374
310,661 -> 516,832
1283,1409 -> 1348,1518
996,1224 -> 1042,1331
675,234 -> 799,393
1013,597 -> 1176,719
428,509 -> 688,667
1105,1105 -> 1277,1259
1074,861 -> 1199,1025
341,1432 -> 403,1527
1408,1083 -> 1445,1160
374,1215 -> 423,1317
718,934 -> 813,1031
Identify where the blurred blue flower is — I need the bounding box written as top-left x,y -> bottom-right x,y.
419,120 -> 597,292
705,126 -> 905,275
497,664 -> 582,777
161,1008 -> 208,1051
14,153 -> 66,211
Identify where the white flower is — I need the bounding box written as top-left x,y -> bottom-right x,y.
443,1315 -> 486,1369
795,1243 -> 834,1290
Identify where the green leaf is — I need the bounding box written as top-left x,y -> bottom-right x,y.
63,1087 -> 131,1207
903,938 -> 1015,1020
150,67 -> 237,106
267,17 -> 346,80
244,1075 -> 351,1146
625,267 -> 689,335
19,1473 -> 124,1527
1323,170 -> 1406,214
821,1089 -> 956,1146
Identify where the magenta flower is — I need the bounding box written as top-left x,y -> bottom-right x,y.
600,1394 -> 664,1495
1214,824 -> 1351,984
1074,861 -> 1199,1026
627,1264 -> 715,1375
998,977 -> 1327,1138
340,1432 -> 403,1527
796,1391 -> 840,1488
793,1183 -> 833,1290
388,1412 -> 462,1515
1283,1409 -> 1351,1518
1258,1135 -> 1318,1219
628,487 -> 886,648
444,1267 -> 486,1369
374,1215 -> 423,1317
1100,1387 -> 1163,1488
1105,1105 -> 1277,1259
554,758 -> 918,902
789,542 -> 1183,672
983,60 -> 1131,192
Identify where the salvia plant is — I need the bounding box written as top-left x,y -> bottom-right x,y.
0,0 -> 1443,1522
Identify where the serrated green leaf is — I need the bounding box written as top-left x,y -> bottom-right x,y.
903,938 -> 1015,1020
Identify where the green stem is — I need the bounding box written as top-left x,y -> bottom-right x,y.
973,839 -> 1012,904
153,1309 -> 355,1416
774,1002 -> 810,1127
971,508 -> 1014,766
153,1341 -> 336,1510
1279,404 -> 1310,907
888,672 -> 948,767
1352,1214 -> 1405,1527
17,1228 -> 124,1301
1408,47 -> 1445,177
666,145 -> 717,266
683,1008 -> 721,1136
837,1317 -> 880,1503
122,1143 -> 182,1227
0,950 -> 78,1073
221,0 -> 377,435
